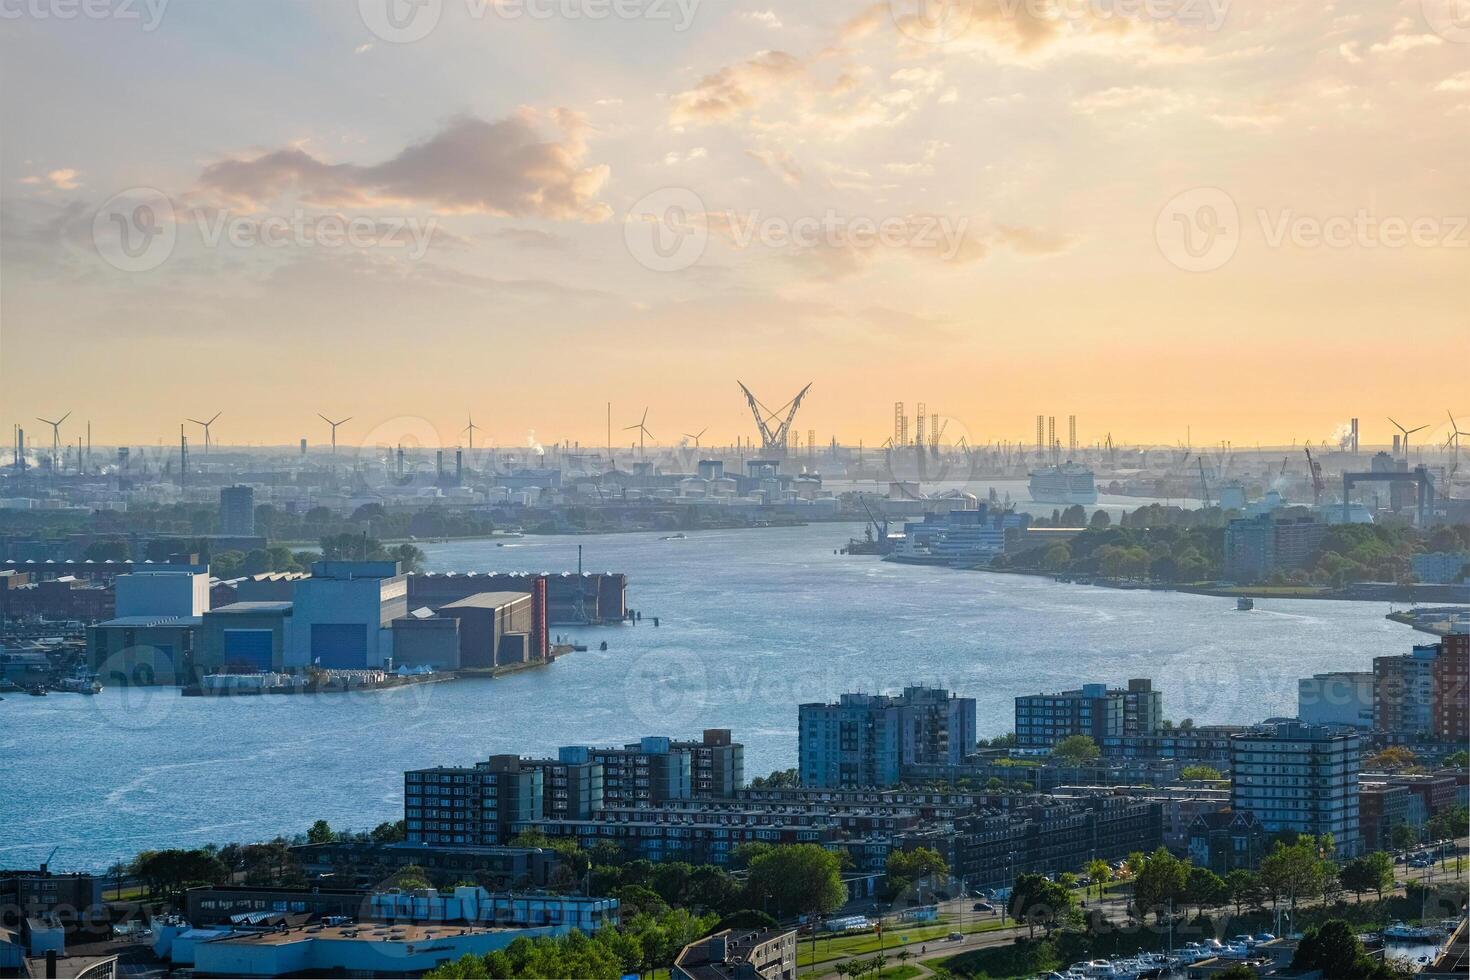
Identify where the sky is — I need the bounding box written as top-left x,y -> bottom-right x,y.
1,0 -> 1467,453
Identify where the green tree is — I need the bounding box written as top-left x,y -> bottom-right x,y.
885,847 -> 949,897
307,819 -> 336,844
743,844 -> 845,920
1389,823 -> 1419,855
1051,734 -> 1100,766
1180,764 -> 1223,781
1184,866 -> 1228,914
1291,919 -> 1397,979
1225,869 -> 1264,917
1085,858 -> 1112,899
1008,873 -> 1076,937
370,819 -> 406,843
1131,848 -> 1188,921
1259,837 -> 1332,912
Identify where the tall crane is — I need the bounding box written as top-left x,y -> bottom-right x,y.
1197,457 -> 1211,508
1304,446 -> 1325,505
737,381 -> 813,458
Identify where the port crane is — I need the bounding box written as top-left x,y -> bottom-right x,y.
1303,446 -> 1325,505
737,381 -> 813,458
1197,457 -> 1211,508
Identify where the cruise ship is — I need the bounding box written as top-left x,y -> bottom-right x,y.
1028,463 -> 1098,505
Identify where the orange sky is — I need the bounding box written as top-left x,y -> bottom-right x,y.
2,0 -> 1467,449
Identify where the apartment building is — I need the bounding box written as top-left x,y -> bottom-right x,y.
1229,723 -> 1361,857
799,687 -> 976,788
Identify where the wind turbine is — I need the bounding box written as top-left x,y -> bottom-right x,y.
683,426 -> 708,450
462,414 -> 481,452
623,408 -> 653,457
187,412 -> 221,453
1387,417 -> 1427,460
318,414 -> 352,455
1447,410 -> 1469,468
35,411 -> 70,469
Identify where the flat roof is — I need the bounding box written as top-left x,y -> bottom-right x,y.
213,922 -> 502,945
440,591 -> 532,610
95,615 -> 202,628
208,601 -> 293,614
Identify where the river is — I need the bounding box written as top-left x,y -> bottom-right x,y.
2,522 -> 1406,870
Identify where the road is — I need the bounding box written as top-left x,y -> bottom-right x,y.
802,846 -> 1468,978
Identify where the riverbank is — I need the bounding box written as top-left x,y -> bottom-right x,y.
870,552 -> 1468,606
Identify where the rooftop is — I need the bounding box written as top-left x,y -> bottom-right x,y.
211,922 -> 502,946
95,615 -> 202,628
440,591 -> 532,610
208,601 -> 293,614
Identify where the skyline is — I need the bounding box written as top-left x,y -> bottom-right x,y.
3,0 -> 1468,447
6,401 -> 1470,455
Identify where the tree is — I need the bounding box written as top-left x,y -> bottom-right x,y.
743,844 -> 845,920
1184,866 -> 1228,915
748,768 -> 799,789
1180,765 -> 1223,781
1130,848 -> 1188,922
1051,734 -> 1100,766
1364,746 -> 1417,771
1008,873 -> 1076,937
385,864 -> 432,892
1389,823 -> 1419,855
1291,919 -> 1397,979
307,819 -> 336,844
1259,838 -> 1331,912
1339,858 -> 1374,902
1212,966 -> 1259,980
370,819 -> 406,843
1085,859 -> 1112,899
1363,851 -> 1394,901
1225,869 -> 1264,917
885,847 -> 949,898
84,539 -> 130,561
1445,750 -> 1469,769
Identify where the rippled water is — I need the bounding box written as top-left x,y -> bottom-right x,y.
2,523 -> 1405,870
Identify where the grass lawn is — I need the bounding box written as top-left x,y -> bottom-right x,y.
798,919 -> 1006,967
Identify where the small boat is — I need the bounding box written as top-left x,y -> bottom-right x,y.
1237,597 -> 1254,611
1384,922 -> 1444,940
55,675 -> 102,695
26,685 -> 48,696
661,533 -> 688,540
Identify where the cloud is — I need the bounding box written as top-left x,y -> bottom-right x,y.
197,111 -> 612,221
20,169 -> 81,190
740,9 -> 782,29
746,148 -> 804,186
1435,71 -> 1470,93
490,227 -> 573,251
670,50 -> 805,124
1368,34 -> 1443,55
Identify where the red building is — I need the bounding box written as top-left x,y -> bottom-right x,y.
1432,634 -> 1468,743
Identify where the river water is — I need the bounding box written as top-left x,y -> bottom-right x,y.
3,523 -> 1405,870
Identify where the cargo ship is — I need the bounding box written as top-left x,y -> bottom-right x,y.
1028,463 -> 1098,505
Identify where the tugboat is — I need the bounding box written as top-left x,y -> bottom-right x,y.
55,675 -> 102,695
1237,597 -> 1254,611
